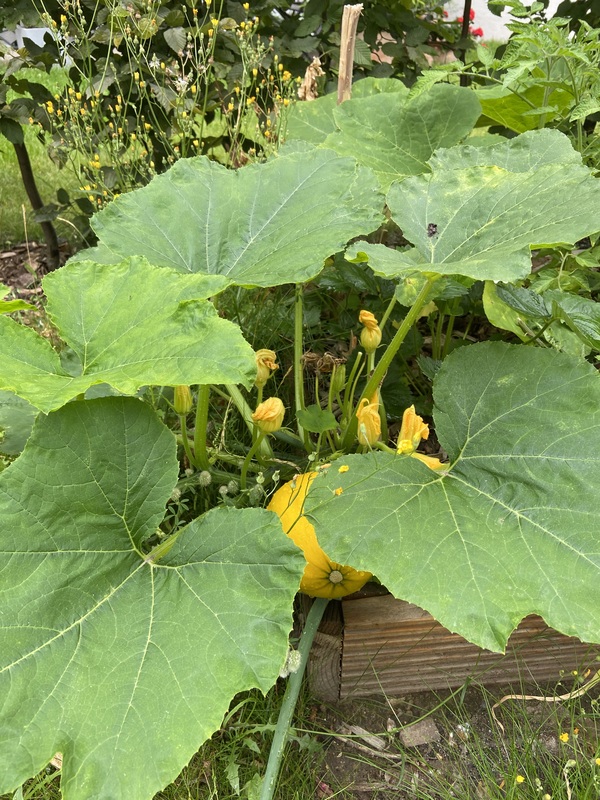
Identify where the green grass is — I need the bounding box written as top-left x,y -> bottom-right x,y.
4,670 -> 599,799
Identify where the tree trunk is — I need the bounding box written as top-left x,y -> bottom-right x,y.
12,140 -> 61,272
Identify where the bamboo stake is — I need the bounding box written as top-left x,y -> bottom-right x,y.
337,4 -> 363,104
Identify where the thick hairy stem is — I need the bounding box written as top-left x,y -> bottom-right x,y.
259,597 -> 329,800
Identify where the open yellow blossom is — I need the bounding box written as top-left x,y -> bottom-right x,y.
252,397 -> 284,433
397,405 -> 429,454
255,348 -> 278,388
397,405 -> 444,471
559,732 -> 569,743
356,393 -> 381,446
358,309 -> 382,354
516,775 -> 525,784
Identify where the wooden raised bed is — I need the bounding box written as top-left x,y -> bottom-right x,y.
308,592 -> 600,701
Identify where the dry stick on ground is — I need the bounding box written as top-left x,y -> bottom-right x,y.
337,4 -> 363,105
492,668 -> 600,734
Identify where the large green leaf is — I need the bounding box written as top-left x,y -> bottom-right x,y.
431,128 -> 581,172
0,257 -> 256,412
320,84 -> 481,189
285,77 -> 408,145
0,389 -> 36,455
70,147 -> 384,288
0,398 -> 304,800
350,131 -> 600,283
306,342 -> 600,652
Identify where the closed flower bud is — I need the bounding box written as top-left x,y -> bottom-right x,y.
330,363 -> 346,395
356,393 -> 381,446
359,309 -> 382,354
255,348 -> 278,388
174,385 -> 193,415
252,397 -> 285,433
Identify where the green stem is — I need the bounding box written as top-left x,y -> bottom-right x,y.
193,385 -> 211,470
179,415 -> 196,468
342,277 -> 438,450
226,384 -> 273,459
379,294 -> 397,332
241,430 -> 267,490
259,598 -> 329,800
294,283 -> 312,452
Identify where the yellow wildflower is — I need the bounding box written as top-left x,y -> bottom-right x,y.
560,733 -> 569,743
252,397 -> 285,433
356,393 -> 380,447
516,775 -> 525,784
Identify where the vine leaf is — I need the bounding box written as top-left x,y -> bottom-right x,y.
349,130 -> 600,283
306,342 -> 600,652
69,147 -> 384,288
0,398 -> 304,800
0,257 -> 256,412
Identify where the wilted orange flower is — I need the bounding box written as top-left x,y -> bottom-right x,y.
255,348 -> 278,388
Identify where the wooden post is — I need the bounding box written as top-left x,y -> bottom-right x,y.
337,4 -> 363,105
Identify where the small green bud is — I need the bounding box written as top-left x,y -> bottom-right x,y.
174,385 -> 193,415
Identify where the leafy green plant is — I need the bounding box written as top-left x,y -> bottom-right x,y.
2,80 -> 600,800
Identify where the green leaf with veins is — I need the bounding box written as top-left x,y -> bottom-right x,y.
430,128 -> 581,172
305,342 -> 600,652
348,131 -> 600,283
0,390 -> 36,455
0,257 -> 256,412
0,397 -> 304,800
69,147 -> 384,288
320,84 -> 481,189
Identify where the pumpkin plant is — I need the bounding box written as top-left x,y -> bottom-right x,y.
2,80 -> 600,800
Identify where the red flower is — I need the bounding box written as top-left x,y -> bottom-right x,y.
471,26 -> 484,36
458,9 -> 476,23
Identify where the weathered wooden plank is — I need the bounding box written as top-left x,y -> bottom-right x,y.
309,594 -> 600,700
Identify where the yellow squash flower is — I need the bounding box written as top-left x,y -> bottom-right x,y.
252,397 -> 285,433
255,348 -> 278,388
359,309 -> 382,354
397,405 -> 444,470
356,393 -> 381,446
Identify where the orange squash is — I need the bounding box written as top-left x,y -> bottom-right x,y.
268,472 -> 372,599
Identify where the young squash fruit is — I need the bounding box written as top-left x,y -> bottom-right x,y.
268,472 -> 372,599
